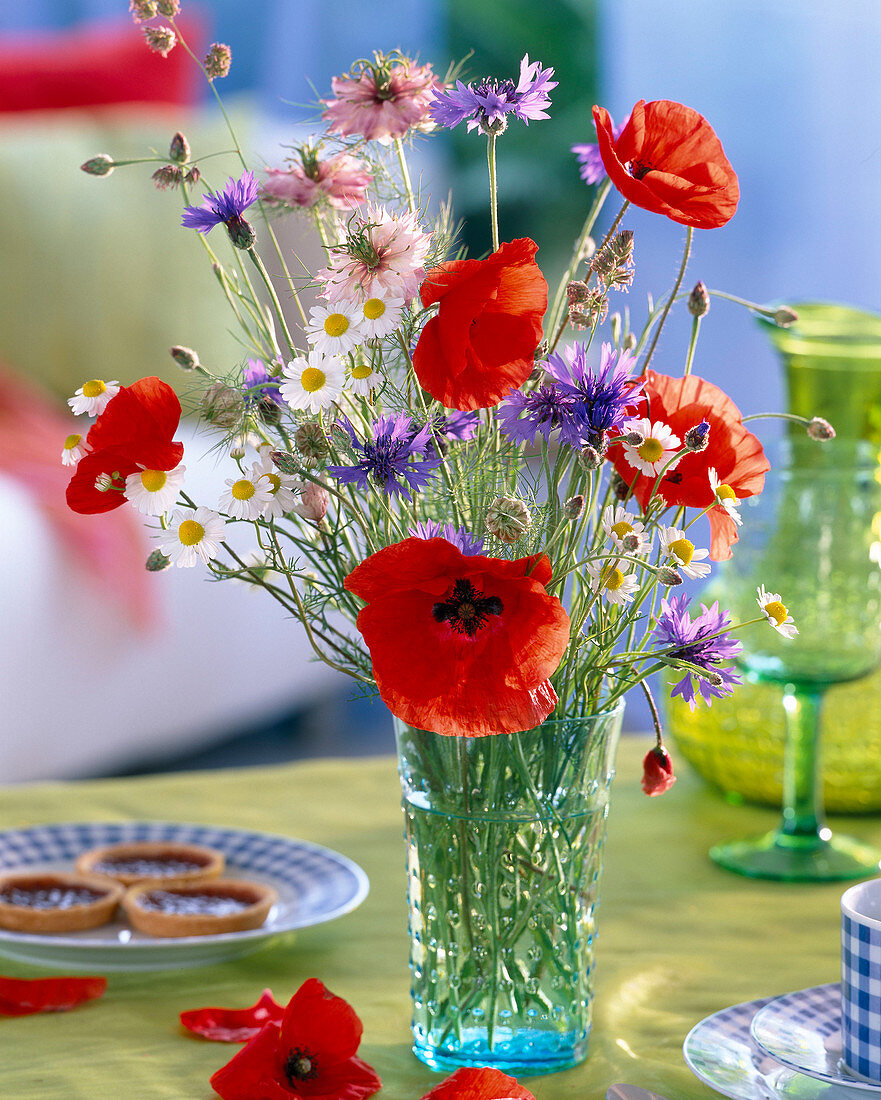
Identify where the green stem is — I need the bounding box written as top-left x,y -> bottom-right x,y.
247,247 -> 299,359
641,226 -> 693,372
683,315 -> 701,376
487,132 -> 500,252
547,178 -> 612,335
394,137 -> 417,216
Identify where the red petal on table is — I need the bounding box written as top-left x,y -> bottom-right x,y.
180,989 -> 284,1042
0,975 -> 107,1016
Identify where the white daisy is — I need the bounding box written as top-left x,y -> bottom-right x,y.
345,362 -> 383,396
125,462 -> 186,516
356,293 -> 404,339
709,467 -> 743,525
757,585 -> 798,638
620,417 -> 682,477
61,432 -> 88,466
659,525 -> 711,580
68,378 -> 120,417
306,301 -> 364,356
219,469 -> 277,520
251,453 -> 302,518
159,507 -> 226,568
280,351 -> 345,413
601,504 -> 651,555
586,560 -> 639,606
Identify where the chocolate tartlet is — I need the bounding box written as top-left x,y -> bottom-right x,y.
0,871 -> 124,933
122,878 -> 277,937
75,841 -> 225,886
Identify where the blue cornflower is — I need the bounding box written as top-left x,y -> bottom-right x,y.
409,520 -> 485,556
653,594 -> 742,710
181,170 -> 259,248
242,359 -> 282,406
327,413 -> 443,499
571,113 -> 629,184
545,341 -> 642,446
435,410 -> 479,443
497,385 -> 578,446
430,54 -> 557,135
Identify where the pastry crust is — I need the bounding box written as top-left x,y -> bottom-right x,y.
122,878 -> 277,937
75,841 -> 225,886
0,871 -> 124,933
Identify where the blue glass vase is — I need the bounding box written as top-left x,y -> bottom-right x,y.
394,702 -> 624,1076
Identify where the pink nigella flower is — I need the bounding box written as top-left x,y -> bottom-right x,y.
263,148 -> 372,211
319,205 -> 432,302
322,51 -> 442,145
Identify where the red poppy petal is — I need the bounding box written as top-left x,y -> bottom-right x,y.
181,989 -> 284,1042
65,448 -> 141,514
707,504 -> 739,562
295,1056 -> 382,1100
280,978 -> 362,1067
419,257 -> 483,309
86,377 -> 181,453
420,1065 -> 536,1100
209,1022 -> 291,1100
0,975 -> 107,1016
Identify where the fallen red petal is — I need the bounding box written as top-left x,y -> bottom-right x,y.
0,975 -> 107,1016
180,988 -> 284,1042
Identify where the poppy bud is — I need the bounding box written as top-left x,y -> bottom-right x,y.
145,549 -> 172,572
657,566 -> 683,586
641,745 -> 677,797
169,131 -> 190,164
564,494 -> 584,519
485,496 -> 531,543
80,155 -> 114,177
201,382 -> 244,428
142,25 -> 176,56
294,422 -> 329,465
773,306 -> 799,327
688,281 -> 710,317
152,165 -> 183,190
204,42 -> 232,80
170,345 -> 200,370
269,450 -> 302,476
807,416 -> 835,441
684,420 -> 710,452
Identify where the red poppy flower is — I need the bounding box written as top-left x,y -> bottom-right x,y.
593,99 -> 739,229
66,376 -> 184,515
421,1066 -> 536,1100
0,975 -> 106,1016
181,989 -> 284,1042
413,237 -> 547,411
609,371 -> 768,560
641,746 -> 677,797
209,978 -> 381,1100
344,537 -> 570,737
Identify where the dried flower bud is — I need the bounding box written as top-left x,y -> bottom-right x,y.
485,496 -> 531,543
688,281 -> 710,318
580,444 -> 603,471
568,286 -> 608,331
657,566 -> 683,586
156,0 -> 180,15
623,333 -> 637,352
773,306 -> 799,327
142,24 -> 176,56
564,494 -> 584,519
807,416 -> 835,441
224,215 -> 255,250
619,429 -> 645,447
152,164 -> 183,190
145,549 -> 172,572
201,382 -> 244,428
293,482 -> 329,524
684,420 -> 710,452
269,450 -> 302,476
129,0 -> 158,21
80,155 -> 114,177
294,421 -> 329,465
169,345 -> 200,370
641,746 -> 677,797
609,468 -> 630,500
204,42 -> 232,80
169,131 -> 190,164
184,166 -> 202,185
591,230 -> 635,291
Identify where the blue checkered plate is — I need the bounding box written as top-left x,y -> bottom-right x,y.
684,993 -> 876,1099
0,822 -> 369,971
751,984 -> 881,1094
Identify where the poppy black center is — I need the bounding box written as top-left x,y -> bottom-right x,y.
629,158 -> 653,180
284,1048 -> 319,1083
432,578 -> 503,637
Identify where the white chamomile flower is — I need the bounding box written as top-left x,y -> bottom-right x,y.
219,469 -> 276,520
659,525 -> 711,580
346,362 -> 383,395
602,504 -> 651,555
757,585 -> 798,638
357,292 -> 404,339
620,417 -> 682,477
251,454 -> 302,518
586,560 -> 639,606
159,507 -> 226,568
61,432 -> 88,466
125,462 -> 186,516
68,378 -> 120,417
306,301 -> 364,355
280,351 -> 345,413
709,467 -> 743,525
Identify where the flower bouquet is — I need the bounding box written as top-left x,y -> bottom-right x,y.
68,5 -> 825,1077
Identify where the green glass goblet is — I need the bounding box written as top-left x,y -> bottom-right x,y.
709,440 -> 881,881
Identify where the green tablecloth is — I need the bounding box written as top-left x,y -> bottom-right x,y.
0,739 -> 871,1100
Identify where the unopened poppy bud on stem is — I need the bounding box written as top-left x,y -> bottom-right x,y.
688,281 -> 710,318
641,745 -> 677,797
564,494 -> 584,519
169,131 -> 190,164
807,416 -> 835,441
170,345 -> 200,370
486,496 -> 531,543
81,155 -> 115,177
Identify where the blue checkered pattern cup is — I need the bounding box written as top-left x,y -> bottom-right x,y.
842,880 -> 881,1083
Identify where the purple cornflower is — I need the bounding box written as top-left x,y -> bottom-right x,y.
242,359 -> 282,405
409,520 -> 485,556
327,413 -> 442,499
497,385 -> 578,446
653,595 -> 743,710
181,170 -> 259,248
430,54 -> 556,134
545,341 -> 642,447
571,113 -> 628,184
435,410 -> 479,443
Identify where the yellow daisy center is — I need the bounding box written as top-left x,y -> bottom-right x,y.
323,313 -> 350,337
64,433 -> 82,450
611,520 -> 634,540
351,364 -> 373,380
669,537 -> 695,565
603,566 -> 625,591
262,473 -> 281,494
140,469 -> 167,493
82,379 -> 107,398
716,482 -> 737,503
764,599 -> 788,626
231,478 -> 256,501
637,438 -> 664,463
301,367 -> 327,393
362,298 -> 386,320
178,519 -> 205,546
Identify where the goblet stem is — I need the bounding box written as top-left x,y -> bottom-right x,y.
778,685 -> 824,846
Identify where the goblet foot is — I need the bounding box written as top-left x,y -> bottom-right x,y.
709,828 -> 881,882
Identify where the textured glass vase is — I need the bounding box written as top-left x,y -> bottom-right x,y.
394,702 -> 624,1076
